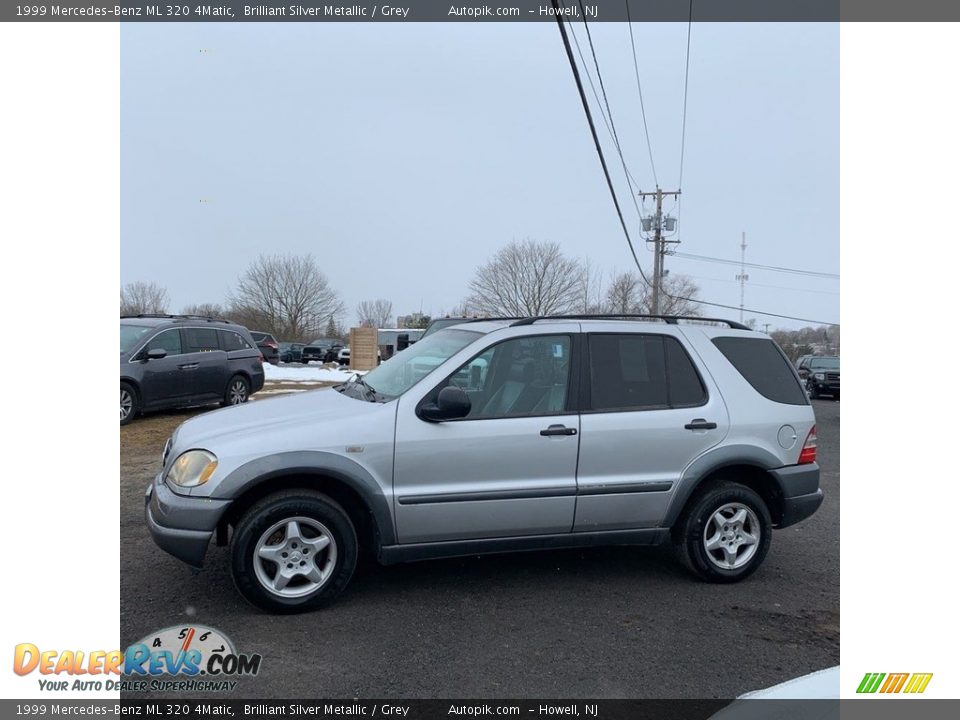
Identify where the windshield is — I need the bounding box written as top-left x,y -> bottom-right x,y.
809,357 -> 840,369
354,329 -> 481,400
120,324 -> 152,354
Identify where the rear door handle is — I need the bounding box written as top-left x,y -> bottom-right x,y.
178,363 -> 199,371
684,419 -> 717,430
540,424 -> 577,437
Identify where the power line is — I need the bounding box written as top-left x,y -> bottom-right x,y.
572,0 -> 644,219
551,2 -> 838,329
624,0 -> 658,187
550,0 -> 650,287
677,0 -> 693,191
673,251 -> 840,279
563,9 -> 644,205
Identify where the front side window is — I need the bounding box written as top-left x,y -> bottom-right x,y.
588,334 -> 706,412
120,324 -> 152,354
435,334 -> 572,420
146,329 -> 182,356
183,327 -> 220,353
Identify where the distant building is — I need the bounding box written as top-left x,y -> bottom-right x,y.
397,312 -> 430,329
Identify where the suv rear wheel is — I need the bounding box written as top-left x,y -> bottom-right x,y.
677,482 -> 772,583
230,490 -> 358,613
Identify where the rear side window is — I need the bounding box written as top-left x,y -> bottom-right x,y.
712,336 -> 808,405
220,330 -> 252,351
183,327 -> 220,353
588,334 -> 706,411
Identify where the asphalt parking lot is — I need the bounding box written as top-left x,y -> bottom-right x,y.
120,390 -> 839,699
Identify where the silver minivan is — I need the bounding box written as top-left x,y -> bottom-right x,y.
145,316 -> 821,612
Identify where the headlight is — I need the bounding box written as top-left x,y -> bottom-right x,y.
814,372 -> 825,380
166,450 -> 218,488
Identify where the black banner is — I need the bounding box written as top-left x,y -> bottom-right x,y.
4,0 -> 960,23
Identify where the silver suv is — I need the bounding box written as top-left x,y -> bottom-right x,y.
145,316 -> 822,613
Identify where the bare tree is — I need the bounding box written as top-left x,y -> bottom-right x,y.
466,239 -> 588,317
229,254 -> 344,341
356,299 -> 393,328
120,281 -> 169,315
181,302 -> 224,318
657,273 -> 702,316
605,272 -> 646,314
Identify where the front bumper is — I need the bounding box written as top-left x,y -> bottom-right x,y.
144,474 -> 231,568
769,463 -> 824,528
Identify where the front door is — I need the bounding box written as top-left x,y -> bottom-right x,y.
138,329 -> 190,408
393,331 -> 580,544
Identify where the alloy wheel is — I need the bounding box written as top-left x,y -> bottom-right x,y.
253,517 -> 338,598
120,388 -> 133,421
702,502 -> 761,570
229,379 -> 248,404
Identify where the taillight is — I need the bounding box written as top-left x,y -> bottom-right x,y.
798,425 -> 817,464
257,353 -> 264,364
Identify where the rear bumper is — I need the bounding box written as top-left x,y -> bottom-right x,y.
769,463 -> 823,528
144,474 -> 230,568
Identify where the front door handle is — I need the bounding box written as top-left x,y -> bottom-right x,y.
178,363 -> 199,371
540,424 -> 577,437
684,419 -> 717,430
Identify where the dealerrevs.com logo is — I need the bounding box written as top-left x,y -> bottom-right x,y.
857,672 -> 933,694
13,625 -> 261,692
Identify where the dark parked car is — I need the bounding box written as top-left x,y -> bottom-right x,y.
250,331 -> 280,365
120,315 -> 265,425
301,338 -> 342,364
278,342 -> 305,363
797,355 -> 840,399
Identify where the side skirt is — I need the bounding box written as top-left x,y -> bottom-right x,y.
378,528 -> 670,565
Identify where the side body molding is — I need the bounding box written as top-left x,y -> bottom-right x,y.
213,451 -> 396,545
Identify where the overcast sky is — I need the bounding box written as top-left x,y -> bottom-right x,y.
121,21 -> 838,331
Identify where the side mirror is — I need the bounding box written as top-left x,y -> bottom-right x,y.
419,386 -> 471,422
146,348 -> 167,360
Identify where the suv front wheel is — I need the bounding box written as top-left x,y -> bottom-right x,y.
230,490 -> 358,613
677,482 -> 772,583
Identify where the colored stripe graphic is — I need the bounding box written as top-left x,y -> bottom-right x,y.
857,672 -> 932,694
904,673 -> 933,694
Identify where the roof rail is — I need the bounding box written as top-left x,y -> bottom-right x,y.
120,313 -> 234,324
508,314 -> 752,331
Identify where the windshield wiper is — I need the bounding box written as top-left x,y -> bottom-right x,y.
349,374 -> 382,403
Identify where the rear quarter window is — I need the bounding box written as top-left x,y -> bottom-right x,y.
712,336 -> 808,406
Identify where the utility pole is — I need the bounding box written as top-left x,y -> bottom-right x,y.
639,187 -> 681,314
736,231 -> 749,323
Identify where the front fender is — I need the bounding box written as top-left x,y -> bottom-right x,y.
213,451 -> 396,545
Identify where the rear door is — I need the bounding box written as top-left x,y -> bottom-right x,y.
181,327 -> 228,401
574,329 -> 729,531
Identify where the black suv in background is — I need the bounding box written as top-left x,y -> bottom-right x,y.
250,331 -> 280,365
797,355 -> 840,399
120,315 -> 265,425
301,338 -> 342,364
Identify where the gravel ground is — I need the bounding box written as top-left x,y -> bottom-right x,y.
120,388 -> 839,699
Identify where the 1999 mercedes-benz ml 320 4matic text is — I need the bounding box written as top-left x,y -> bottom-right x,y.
145,315 -> 822,612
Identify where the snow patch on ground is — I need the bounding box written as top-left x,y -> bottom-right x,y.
263,364 -> 360,383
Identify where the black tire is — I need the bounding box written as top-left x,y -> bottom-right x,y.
120,382 -> 139,426
222,374 -> 250,407
676,482 -> 772,583
230,490 -> 358,613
